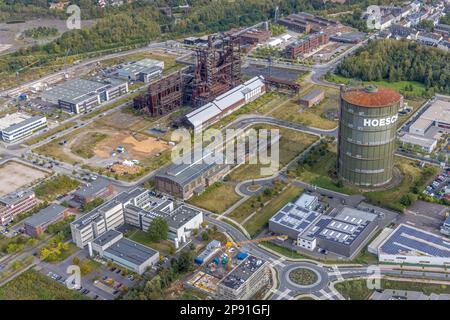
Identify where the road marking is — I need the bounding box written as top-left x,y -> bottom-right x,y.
406,221 -> 416,226
318,289 -> 333,300
332,265 -> 344,281
275,289 -> 293,300
268,257 -> 286,268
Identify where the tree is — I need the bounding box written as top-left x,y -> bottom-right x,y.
147,217 -> 168,242
72,256 -> 81,265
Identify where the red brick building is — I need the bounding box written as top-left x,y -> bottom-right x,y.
285,33 -> 329,59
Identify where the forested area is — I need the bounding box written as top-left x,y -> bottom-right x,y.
336,39 -> 450,94
0,0 -> 418,78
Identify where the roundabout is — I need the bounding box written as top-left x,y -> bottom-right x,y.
280,263 -> 329,294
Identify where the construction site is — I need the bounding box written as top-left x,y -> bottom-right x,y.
185,236 -> 280,298
133,35 -> 242,115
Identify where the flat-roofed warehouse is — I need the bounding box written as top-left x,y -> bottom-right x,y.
0,113 -> 47,143
23,203 -> 70,237
90,229 -> 159,274
185,76 -> 266,131
116,58 -> 164,82
376,224 -> 450,266
409,97 -> 450,136
42,78 -> 128,114
299,89 -> 325,107
398,133 -> 437,153
154,159 -> 230,200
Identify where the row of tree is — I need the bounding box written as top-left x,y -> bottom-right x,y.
336,39 -> 450,94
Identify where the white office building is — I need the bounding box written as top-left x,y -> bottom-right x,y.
0,113 -> 47,143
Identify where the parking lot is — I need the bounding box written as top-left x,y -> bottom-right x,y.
37,248 -> 138,300
422,167 -> 450,201
400,200 -> 448,234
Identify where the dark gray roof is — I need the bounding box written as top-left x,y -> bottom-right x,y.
301,89 -> 324,101
23,203 -> 67,227
92,229 -> 122,246
220,255 -> 266,290
104,238 -> 158,266
166,205 -> 202,229
73,178 -> 111,199
155,160 -> 217,186
3,115 -> 46,133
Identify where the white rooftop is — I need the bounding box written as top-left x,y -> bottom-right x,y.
0,113 -> 31,131
421,98 -> 450,124
294,193 -> 318,209
399,133 -> 437,149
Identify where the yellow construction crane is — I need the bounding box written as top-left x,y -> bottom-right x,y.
223,235 -> 288,250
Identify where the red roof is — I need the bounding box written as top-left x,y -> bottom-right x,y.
342,86 -> 401,108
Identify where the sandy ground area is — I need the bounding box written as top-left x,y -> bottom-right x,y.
94,132 -> 169,159
0,161 -> 47,196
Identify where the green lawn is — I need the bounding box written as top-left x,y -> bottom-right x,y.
48,243 -> 79,264
335,278 -> 450,300
244,184 -> 303,236
335,279 -> 373,300
326,73 -> 427,97
228,126 -> 318,182
363,160 -> 437,212
34,174 -> 80,201
269,85 -> 339,130
228,180 -> 287,223
188,182 -> 242,214
125,229 -> 175,256
381,279 -> 450,295
0,269 -> 88,300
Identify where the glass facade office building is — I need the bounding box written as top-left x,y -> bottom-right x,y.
337,86 -> 402,186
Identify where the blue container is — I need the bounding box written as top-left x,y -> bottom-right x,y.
236,252 -> 248,260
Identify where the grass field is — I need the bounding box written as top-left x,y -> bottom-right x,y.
34,174 -> 80,201
326,73 -> 427,96
228,180 -> 287,223
293,138 -> 435,211
293,141 -> 357,195
71,132 -> 108,159
228,125 -> 318,182
244,184 -> 303,236
126,229 -> 176,256
188,182 -> 242,214
363,159 -> 437,212
335,278 -> 450,300
335,279 -> 373,300
268,85 -> 339,130
0,269 -> 88,300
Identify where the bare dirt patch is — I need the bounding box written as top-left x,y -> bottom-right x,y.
0,161 -> 48,196
94,132 -> 170,160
